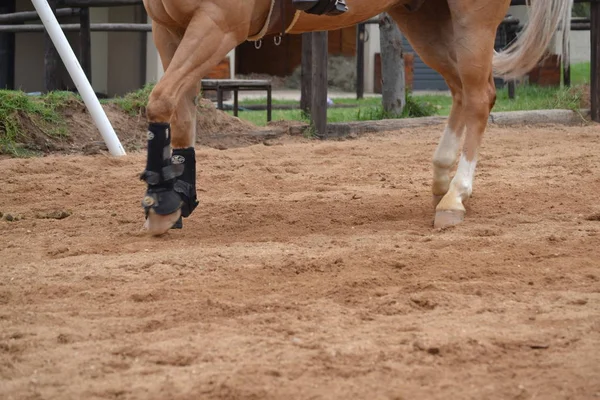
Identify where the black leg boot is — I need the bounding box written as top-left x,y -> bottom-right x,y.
170,147 -> 199,229
140,123 -> 184,225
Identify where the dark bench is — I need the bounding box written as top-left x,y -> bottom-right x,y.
201,79 -> 273,122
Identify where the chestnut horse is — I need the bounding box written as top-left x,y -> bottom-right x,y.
140,0 -> 573,235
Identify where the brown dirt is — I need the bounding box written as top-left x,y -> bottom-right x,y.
9,98 -> 268,156
1,123 -> 600,399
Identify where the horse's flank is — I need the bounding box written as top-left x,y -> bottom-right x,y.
289,0 -> 401,33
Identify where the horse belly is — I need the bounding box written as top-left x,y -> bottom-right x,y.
288,0 -> 400,32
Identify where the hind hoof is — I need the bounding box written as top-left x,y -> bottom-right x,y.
434,209 -> 465,229
143,209 -> 182,236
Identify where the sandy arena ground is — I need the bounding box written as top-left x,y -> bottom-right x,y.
1,123 -> 599,399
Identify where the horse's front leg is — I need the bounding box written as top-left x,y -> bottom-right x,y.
141,14 -> 240,236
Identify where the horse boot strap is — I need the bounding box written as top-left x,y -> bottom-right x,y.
140,122 -> 184,220
170,147 -> 199,230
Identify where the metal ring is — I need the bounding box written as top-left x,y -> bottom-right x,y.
254,39 -> 262,50
274,35 -> 282,46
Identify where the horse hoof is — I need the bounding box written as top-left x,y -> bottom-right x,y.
143,209 -> 182,236
434,209 -> 465,229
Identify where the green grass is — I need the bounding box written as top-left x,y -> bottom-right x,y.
110,83 -> 155,116
108,62 -> 589,128
0,90 -> 73,156
230,83 -> 587,126
494,84 -> 585,112
570,62 -> 590,85
232,61 -> 591,126
235,94 -> 441,126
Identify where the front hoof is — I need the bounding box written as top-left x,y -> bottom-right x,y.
143,209 -> 182,236
434,209 -> 465,229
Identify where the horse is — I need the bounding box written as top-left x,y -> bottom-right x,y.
140,0 -> 573,236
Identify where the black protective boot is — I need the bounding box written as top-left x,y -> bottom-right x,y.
140,123 -> 183,226
292,0 -> 348,16
170,147 -> 199,229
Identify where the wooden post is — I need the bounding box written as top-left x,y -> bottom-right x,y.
0,0 -> 16,89
356,23 -> 365,99
300,32 -> 312,116
136,4 -> 147,88
311,31 -> 328,138
379,13 -> 405,117
44,0 -> 61,92
267,85 -> 272,122
508,81 -> 516,99
506,20 -> 518,100
591,0 -> 600,122
563,36 -> 571,87
79,7 -> 92,81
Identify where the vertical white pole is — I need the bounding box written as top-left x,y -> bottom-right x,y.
31,0 -> 126,157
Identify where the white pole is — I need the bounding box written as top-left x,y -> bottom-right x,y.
31,0 -> 126,157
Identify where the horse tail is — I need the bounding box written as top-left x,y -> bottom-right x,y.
492,0 -> 573,79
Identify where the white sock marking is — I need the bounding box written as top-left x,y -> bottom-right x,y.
432,126 -> 462,195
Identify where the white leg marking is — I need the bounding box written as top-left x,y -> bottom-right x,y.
432,126 -> 462,196
437,154 -> 477,212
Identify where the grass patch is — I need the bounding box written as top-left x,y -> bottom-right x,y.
231,83 -> 586,126
570,62 -> 590,85
0,90 -> 73,157
234,93 -> 440,126
355,94 -> 439,120
494,85 -> 584,112
110,83 -> 155,116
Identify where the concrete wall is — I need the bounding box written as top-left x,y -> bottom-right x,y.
556,30 -> 592,63
12,1 -> 146,96
13,0 -> 79,92
509,5 -> 591,63
106,5 -> 145,95
569,31 -> 591,63
91,8 -> 108,95
363,23 -> 380,94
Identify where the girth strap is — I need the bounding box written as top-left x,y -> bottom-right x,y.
251,0 -> 348,40
265,0 -> 298,37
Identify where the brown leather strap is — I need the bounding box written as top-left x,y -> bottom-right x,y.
265,0 -> 297,37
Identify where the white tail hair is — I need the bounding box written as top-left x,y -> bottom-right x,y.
493,0 -> 573,80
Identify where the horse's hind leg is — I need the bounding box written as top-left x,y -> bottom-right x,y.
433,0 -> 510,228
388,1 -> 465,208
141,13 -> 242,235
